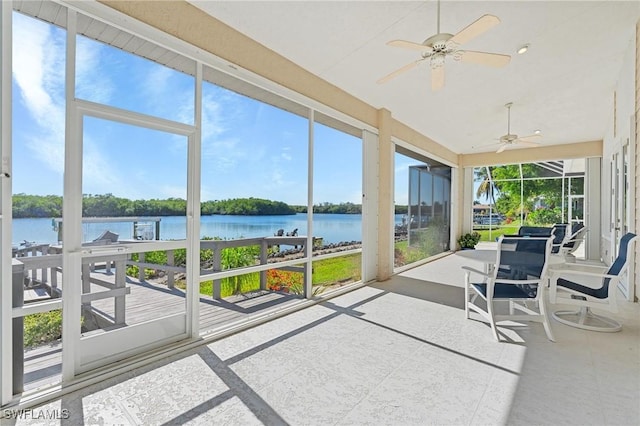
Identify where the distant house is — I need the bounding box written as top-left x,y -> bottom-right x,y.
473,204 -> 492,216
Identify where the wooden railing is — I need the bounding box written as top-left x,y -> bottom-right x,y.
202,236 -> 307,299
13,235 -> 313,318
131,236 -> 309,298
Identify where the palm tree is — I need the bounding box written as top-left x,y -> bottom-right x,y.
474,167 -> 498,206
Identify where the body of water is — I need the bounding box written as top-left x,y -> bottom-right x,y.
12,213 -> 403,246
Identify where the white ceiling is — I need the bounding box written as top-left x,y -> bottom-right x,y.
189,0 -> 640,155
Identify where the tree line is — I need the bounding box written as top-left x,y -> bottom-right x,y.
12,194 -> 409,218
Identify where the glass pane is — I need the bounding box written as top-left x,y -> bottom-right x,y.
80,117 -> 188,335
521,162 -> 564,178
313,120 -> 363,245
395,152 -> 451,268
200,78 -> 308,264
12,10 -> 68,393
570,177 -> 585,195
80,246 -> 188,336
523,179 -> 562,226
488,164 -> 520,180
198,73 -> 310,334
472,160 -> 588,241
75,32 -> 195,124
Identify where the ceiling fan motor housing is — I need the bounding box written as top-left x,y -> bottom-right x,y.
423,33 -> 454,50
500,134 -> 519,143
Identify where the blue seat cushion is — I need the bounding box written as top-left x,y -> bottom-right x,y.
471,282 -> 538,299
557,278 -> 606,299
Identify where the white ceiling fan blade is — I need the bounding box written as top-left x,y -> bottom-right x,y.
449,14 -> 501,46
496,144 -> 508,154
387,40 -> 433,53
431,66 -> 445,91
517,140 -> 542,147
459,51 -> 511,67
377,60 -> 421,84
517,134 -> 542,143
472,141 -> 502,150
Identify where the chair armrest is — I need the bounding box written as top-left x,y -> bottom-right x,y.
549,269 -> 619,280
493,278 -> 542,285
548,268 -> 619,303
461,266 -> 490,278
548,263 -> 607,274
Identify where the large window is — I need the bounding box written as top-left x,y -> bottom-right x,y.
472,160 -> 586,249
12,8 -> 68,394
395,149 -> 452,268
312,116 -> 363,294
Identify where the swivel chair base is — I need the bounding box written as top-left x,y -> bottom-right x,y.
552,307 -> 622,332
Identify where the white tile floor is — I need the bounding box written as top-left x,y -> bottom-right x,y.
7,253 -> 640,425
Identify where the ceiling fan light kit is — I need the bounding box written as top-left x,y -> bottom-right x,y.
377,0 -> 511,90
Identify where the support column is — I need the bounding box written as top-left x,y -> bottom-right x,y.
634,19 -> 639,300
12,260 -> 24,395
0,0 -> 13,404
377,108 -> 393,281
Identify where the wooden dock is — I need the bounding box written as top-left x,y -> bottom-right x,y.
22,271 -> 304,392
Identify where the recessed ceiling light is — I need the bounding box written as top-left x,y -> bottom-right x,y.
517,44 -> 530,55
534,129 -> 541,135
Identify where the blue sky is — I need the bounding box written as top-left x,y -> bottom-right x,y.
12,11 -> 417,206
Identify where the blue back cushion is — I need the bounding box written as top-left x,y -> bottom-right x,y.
518,226 -> 552,237
563,223 -> 585,249
599,233 -> 638,298
496,237 -> 549,297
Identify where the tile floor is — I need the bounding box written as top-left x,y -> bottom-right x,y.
5,253 -> 640,425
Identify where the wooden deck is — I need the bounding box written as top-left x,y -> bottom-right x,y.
22,271 -> 305,392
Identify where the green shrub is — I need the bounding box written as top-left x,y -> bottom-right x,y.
527,207 -> 562,225
24,310 -> 62,348
457,232 -> 481,249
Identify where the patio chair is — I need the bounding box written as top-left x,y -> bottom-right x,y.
550,223 -> 570,254
549,232 -> 637,332
555,223 -> 587,262
517,226 -> 553,237
464,235 -> 555,342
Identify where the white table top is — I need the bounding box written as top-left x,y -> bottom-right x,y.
455,249 -> 497,264
455,248 -> 565,265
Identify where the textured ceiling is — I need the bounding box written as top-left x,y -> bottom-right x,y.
189,1 -> 640,154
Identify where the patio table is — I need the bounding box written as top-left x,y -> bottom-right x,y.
456,248 -> 564,281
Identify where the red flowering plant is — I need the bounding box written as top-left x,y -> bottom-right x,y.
266,269 -> 303,293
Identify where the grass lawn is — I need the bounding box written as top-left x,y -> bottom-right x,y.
474,225 -> 520,241
312,252 -> 361,285
185,252 -> 362,298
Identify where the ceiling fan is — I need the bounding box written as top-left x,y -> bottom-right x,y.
377,0 -> 511,90
481,103 -> 542,153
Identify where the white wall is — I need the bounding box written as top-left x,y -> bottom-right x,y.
602,32 -> 637,298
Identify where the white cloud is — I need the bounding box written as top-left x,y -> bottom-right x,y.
201,88 -> 250,172
82,136 -> 127,195
75,36 -> 114,103
13,13 -> 66,174
145,66 -> 173,94
280,146 -> 292,161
